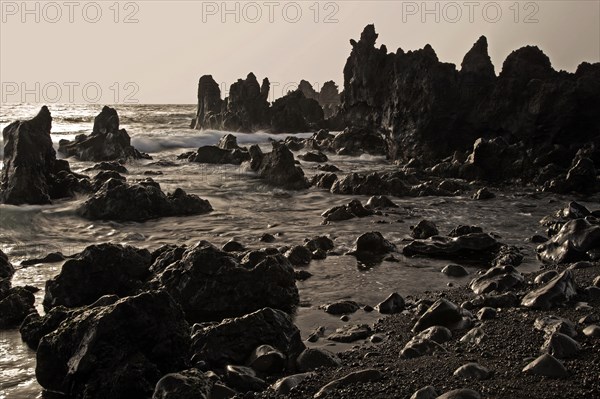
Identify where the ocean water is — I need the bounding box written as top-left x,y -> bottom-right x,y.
0,103 -> 588,399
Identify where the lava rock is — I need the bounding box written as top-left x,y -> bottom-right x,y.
250,142 -> 309,190
330,127 -> 387,156
285,246 -> 313,266
411,220 -> 439,239
403,233 -> 502,263
158,242 -> 299,321
58,106 -> 148,161
522,354 -> 568,378
190,307 -> 305,370
521,270 -> 577,309
0,286 -> 36,328
79,179 -> 212,222
36,291 -> 191,398
537,219 -> 600,263
410,386 -> 438,399
412,298 -> 466,332
314,369 -> 383,398
442,264 -> 469,277
327,324 -> 372,343
224,365 -> 267,392
247,345 -> 286,374
299,151 -> 328,163
271,372 -> 313,395
542,332 -> 581,358
469,265 -> 524,295
323,300 -> 360,315
43,243 -> 151,310
472,187 -> 495,200
453,363 -> 491,380
296,348 -> 341,372
375,292 -> 405,314
152,369 -> 213,399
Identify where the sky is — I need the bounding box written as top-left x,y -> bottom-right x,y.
1,0 -> 599,104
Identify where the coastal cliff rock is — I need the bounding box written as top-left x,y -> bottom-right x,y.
250,142 -> 310,190
193,74 -> 329,133
0,106 -> 90,205
58,106 -> 149,161
338,25 -> 600,190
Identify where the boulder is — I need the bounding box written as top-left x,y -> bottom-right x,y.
522,354 -> 568,378
327,324 -> 372,343
58,106 -> 148,161
158,242 -> 298,322
190,307 -> 305,370
152,369 -> 213,399
537,219 -> 600,263
296,348 -> 341,372
314,369 -> 383,398
79,179 -> 212,222
375,292 -> 405,314
323,300 -> 360,315
453,363 -> 491,380
468,265 -> 524,295
271,372 -> 313,395
188,146 -> 250,165
521,270 -> 577,309
43,244 -> 152,310
411,220 -> 439,239
0,286 -> 37,328
442,264 -> 469,277
437,389 -> 482,399
250,142 -> 309,190
322,199 -> 374,222
330,127 -> 387,156
36,291 -> 191,398
0,250 -> 14,280
403,233 -> 502,264
247,344 -> 286,374
410,386 -> 438,399
412,298 -> 467,332
542,332 -> 580,359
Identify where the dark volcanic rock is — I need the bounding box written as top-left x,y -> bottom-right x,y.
84,161 -> 128,174
188,145 -> 250,165
157,241 -> 299,322
152,368 -> 212,399
314,369 -> 383,398
270,90 -> 325,133
411,220 -> 439,239
522,354 -> 568,378
299,151 -> 328,163
338,25 -> 600,191
192,75 -> 224,130
296,348 -> 341,372
323,300 -> 360,315
412,298 -> 467,332
36,291 -> 191,399
468,265 -> 524,295
0,250 -> 14,280
403,233 -> 502,264
251,142 -> 309,190
521,270 -> 577,309
43,244 -> 152,310
79,178 -> 212,222
1,106 -> 88,204
285,245 -> 313,266
351,232 -> 396,265
322,199 -> 374,223
537,219 -> 600,263
191,307 -> 305,370
327,324 -> 372,343
0,286 -> 37,328
375,293 -> 405,314
58,106 -> 148,161
330,127 -> 387,156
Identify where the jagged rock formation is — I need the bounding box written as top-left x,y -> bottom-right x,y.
58,106 -> 149,161
193,74 -> 329,133
0,106 -> 90,205
337,25 -> 600,189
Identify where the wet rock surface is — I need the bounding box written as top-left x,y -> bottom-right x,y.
78,177 -> 212,222
1,106 -> 90,204
58,106 -> 149,161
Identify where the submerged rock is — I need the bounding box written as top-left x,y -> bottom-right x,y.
403,233 -> 502,264
79,178 -> 212,222
158,242 -> 299,322
36,291 -> 191,399
58,106 -> 148,161
322,199 -> 374,222
411,220 -> 439,239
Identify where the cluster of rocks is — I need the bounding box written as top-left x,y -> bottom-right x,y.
0,106 -> 91,205
334,24 -> 600,193
58,105 -> 150,161
191,73 -> 326,133
0,250 -> 37,328
297,79 -> 341,119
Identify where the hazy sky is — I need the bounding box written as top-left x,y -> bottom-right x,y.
1,0 -> 599,104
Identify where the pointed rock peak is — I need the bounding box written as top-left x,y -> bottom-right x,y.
500,45 -> 554,79
461,35 -> 495,78
246,72 -> 258,82
30,105 -> 52,132
359,24 -> 378,47
422,44 -> 439,61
